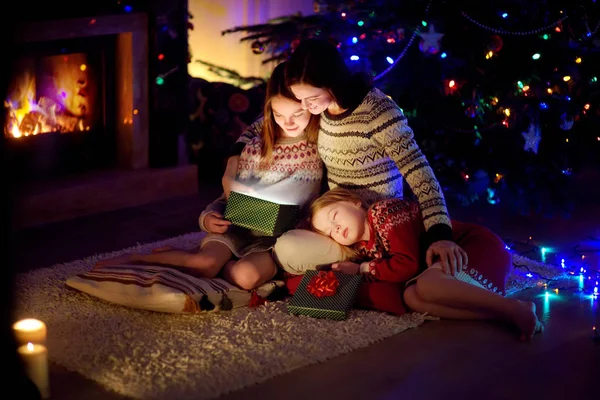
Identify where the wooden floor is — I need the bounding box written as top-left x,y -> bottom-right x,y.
9,174 -> 600,400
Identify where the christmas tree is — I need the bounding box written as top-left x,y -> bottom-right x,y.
217,0 -> 600,216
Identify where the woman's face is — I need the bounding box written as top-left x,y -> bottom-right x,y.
311,200 -> 369,246
271,95 -> 311,138
290,83 -> 333,115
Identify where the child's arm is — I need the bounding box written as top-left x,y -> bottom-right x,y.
358,254 -> 420,283
222,117 -> 264,198
198,194 -> 227,232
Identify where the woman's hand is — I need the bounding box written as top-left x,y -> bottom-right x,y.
204,212 -> 232,234
331,261 -> 360,275
426,240 -> 468,277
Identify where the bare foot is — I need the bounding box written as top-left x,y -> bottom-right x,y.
512,300 -> 542,342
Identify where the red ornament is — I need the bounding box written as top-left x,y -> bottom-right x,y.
306,271 -> 339,298
488,35 -> 503,52
228,93 -> 250,114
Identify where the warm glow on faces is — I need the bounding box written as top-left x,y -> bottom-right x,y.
290,83 -> 333,115
312,201 -> 370,246
271,95 -> 311,138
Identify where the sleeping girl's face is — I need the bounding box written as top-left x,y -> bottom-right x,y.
271,95 -> 311,138
311,200 -> 370,246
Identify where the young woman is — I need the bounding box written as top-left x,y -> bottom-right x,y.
95,62 -> 323,290
309,187 -> 544,342
227,39 -> 467,275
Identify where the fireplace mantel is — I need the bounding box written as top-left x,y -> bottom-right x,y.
15,13 -> 149,169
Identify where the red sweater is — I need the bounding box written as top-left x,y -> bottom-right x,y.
356,198 -> 426,283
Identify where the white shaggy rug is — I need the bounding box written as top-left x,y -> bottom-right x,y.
14,232 -> 566,400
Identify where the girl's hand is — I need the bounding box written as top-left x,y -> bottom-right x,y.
331,261 -> 360,275
222,156 -> 239,200
426,240 -> 468,277
204,212 -> 232,234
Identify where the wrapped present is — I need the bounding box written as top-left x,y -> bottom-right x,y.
287,270 -> 362,320
224,191 -> 299,236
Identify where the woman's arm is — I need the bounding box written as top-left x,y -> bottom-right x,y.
373,102 -> 453,244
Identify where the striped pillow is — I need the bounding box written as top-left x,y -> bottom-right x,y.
66,265 -> 282,313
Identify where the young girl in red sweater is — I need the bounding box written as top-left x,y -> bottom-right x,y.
309,187 -> 544,341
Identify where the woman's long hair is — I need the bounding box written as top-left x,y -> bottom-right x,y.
261,61 -> 320,159
285,39 -> 372,111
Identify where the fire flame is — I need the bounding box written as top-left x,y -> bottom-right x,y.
5,54 -> 94,139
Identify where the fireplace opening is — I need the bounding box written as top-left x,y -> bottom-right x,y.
5,35 -> 117,181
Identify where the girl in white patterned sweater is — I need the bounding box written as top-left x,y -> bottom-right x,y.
227,39 -> 468,275
96,62 -> 323,290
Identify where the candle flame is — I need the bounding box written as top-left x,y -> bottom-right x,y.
27,342 -> 34,351
14,318 -> 44,331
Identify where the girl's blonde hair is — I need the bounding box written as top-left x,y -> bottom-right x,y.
308,187 -> 365,260
261,61 -> 320,159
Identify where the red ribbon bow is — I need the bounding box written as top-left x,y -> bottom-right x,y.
306,271 -> 339,298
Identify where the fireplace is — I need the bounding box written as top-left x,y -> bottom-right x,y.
6,13 -> 149,181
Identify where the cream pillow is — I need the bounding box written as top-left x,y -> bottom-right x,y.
66,265 -> 282,313
273,229 -> 348,275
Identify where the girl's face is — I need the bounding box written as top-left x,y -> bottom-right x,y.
311,201 -> 370,246
290,83 -> 333,115
271,95 -> 311,138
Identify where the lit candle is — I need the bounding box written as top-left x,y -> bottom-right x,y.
12,319 -> 47,346
17,342 -> 50,399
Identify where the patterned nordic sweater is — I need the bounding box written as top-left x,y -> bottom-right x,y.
200,133 -> 322,230
234,88 -> 452,243
356,198 -> 426,283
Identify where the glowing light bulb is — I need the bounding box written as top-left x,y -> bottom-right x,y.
386,57 -> 394,64
357,20 -> 364,26
350,55 -> 359,61
532,53 -> 541,60
563,76 -> 571,82
575,57 -> 582,63
448,80 -> 455,88
80,64 -> 87,71
504,108 -> 511,116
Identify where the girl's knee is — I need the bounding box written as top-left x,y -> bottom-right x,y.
404,286 -> 427,313
415,273 -> 444,303
228,259 -> 276,290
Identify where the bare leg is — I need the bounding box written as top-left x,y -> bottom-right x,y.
95,242 -> 233,278
221,251 -> 277,290
404,285 -> 494,320
409,269 -> 543,341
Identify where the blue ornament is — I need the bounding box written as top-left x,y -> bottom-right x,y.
522,123 -> 541,154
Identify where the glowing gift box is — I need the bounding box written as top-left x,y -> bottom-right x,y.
224,191 -> 300,237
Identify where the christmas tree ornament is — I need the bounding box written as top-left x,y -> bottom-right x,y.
396,28 -> 405,41
488,34 -> 503,52
418,24 -> 443,55
251,40 -> 265,55
559,113 -> 574,130
228,92 -> 250,114
522,122 -> 542,154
